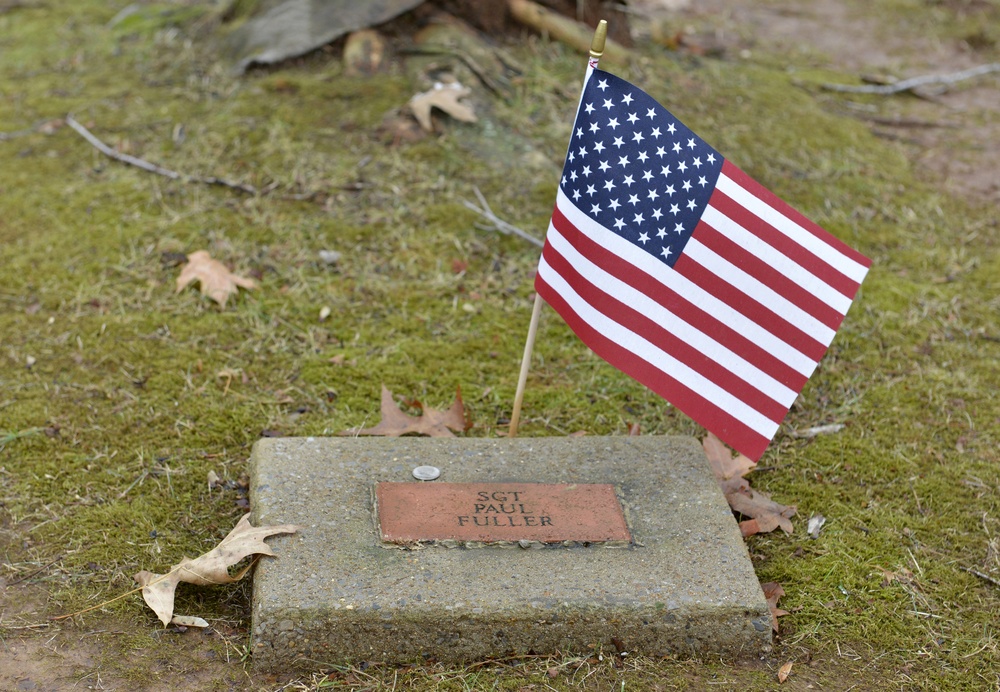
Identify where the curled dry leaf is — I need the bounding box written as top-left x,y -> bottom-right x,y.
702,432 -> 756,491
702,433 -> 796,536
761,581 -> 790,633
409,82 -> 477,132
175,250 -> 256,307
730,487 -> 796,536
339,384 -> 468,438
878,565 -> 917,587
134,514 -> 300,627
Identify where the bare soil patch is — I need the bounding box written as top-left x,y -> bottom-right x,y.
678,0 -> 1000,203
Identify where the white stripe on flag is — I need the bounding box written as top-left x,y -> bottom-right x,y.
556,189 -> 819,377
537,252 -> 782,440
682,239 -> 838,346
545,224 -> 798,407
716,173 -> 869,283
701,205 -> 854,314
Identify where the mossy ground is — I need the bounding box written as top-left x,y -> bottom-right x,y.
1,0 -> 998,689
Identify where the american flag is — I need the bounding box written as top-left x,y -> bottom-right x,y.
535,68 -> 871,460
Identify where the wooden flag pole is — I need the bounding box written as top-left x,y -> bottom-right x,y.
507,292 -> 542,437
508,20 -> 608,438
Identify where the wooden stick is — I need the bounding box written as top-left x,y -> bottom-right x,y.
462,186 -> 543,247
962,566 -> 1000,589
508,20 -> 608,437
65,115 -> 258,195
508,292 -> 544,437
821,62 -> 1000,95
0,118 -> 59,141
507,0 -> 631,66
5,555 -> 64,587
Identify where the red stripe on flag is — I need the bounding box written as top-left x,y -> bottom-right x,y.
708,188 -> 862,299
541,241 -> 790,423
673,226 -> 830,361
722,161 -> 872,269
550,205 -> 809,391
535,272 -> 772,461
693,220 -> 848,331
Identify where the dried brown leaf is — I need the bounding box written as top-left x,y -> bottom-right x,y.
409,82 -> 477,132
878,566 -> 917,587
133,514 -> 300,626
726,485 -> 796,536
175,250 -> 256,307
339,384 -> 467,438
703,432 -> 756,483
703,434 -> 796,535
761,581 -> 790,633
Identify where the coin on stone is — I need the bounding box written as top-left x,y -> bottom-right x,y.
412,465 -> 441,481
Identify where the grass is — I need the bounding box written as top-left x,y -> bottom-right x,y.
1,0 -> 999,689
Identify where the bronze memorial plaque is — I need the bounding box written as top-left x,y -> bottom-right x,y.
376,482 -> 631,544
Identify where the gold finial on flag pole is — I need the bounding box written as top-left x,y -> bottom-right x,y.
508,20 -> 609,439
590,19 -> 607,60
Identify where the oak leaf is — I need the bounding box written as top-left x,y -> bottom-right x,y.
730,487 -> 796,537
339,384 -> 467,438
175,250 -> 256,307
702,432 -> 756,493
409,82 -> 477,132
702,433 -> 796,536
133,514 -> 300,627
761,581 -> 790,633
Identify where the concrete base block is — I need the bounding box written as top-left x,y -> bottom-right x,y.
249,436 -> 771,671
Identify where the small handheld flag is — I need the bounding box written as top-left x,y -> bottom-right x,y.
534,59 -> 871,460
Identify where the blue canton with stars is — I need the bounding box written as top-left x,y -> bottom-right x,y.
559,70 -> 724,268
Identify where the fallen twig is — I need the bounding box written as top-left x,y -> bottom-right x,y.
463,186 -> 544,247
845,113 -> 960,128
788,423 -> 844,439
822,62 -> 1000,95
6,555 -> 64,587
400,46 -> 511,98
1,622 -> 52,630
65,115 -> 258,195
507,0 -> 634,66
962,566 -> 1000,589
0,117 -> 62,141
